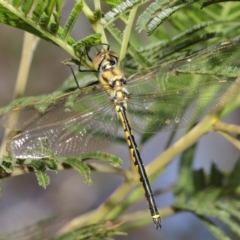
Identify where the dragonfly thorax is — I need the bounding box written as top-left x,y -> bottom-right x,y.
93,49 -> 130,105
99,67 -> 130,105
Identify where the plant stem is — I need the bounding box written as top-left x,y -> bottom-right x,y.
93,0 -> 108,43
119,6 -> 138,63
147,114 -> 216,176
58,181 -> 133,233
0,32 -> 39,158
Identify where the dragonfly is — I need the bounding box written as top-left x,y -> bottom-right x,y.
1,40 -> 240,229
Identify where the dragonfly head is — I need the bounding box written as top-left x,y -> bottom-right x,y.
92,49 -> 119,72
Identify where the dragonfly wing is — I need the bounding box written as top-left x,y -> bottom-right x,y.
127,78 -> 239,132
1,106 -> 43,130
7,105 -> 118,159
0,84 -> 106,131
126,41 -> 240,132
127,40 -> 240,87
2,86 -> 118,159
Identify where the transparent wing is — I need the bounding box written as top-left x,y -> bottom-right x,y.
1,84 -> 106,130
1,85 -> 118,159
128,78 -> 238,132
127,40 -> 240,87
126,41 -> 240,132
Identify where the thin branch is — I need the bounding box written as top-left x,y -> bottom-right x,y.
147,114 -> 216,176
213,121 -> 240,134
93,0 -> 108,43
119,6 -> 138,63
59,181 -> 133,233
217,131 -> 240,150
87,162 -> 131,178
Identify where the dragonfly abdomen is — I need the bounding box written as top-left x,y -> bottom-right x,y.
116,103 -> 161,229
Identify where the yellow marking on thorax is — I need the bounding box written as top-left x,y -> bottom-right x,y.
99,66 -> 128,103
100,67 -> 124,83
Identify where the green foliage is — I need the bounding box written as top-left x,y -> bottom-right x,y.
174,146 -> 240,239
0,217 -> 125,240
52,222 -> 126,240
136,0 -> 200,35
73,33 -> 102,55
0,0 -> 240,239
62,0 -> 83,40
102,0 -> 144,25
56,152 -> 122,185
0,0 -> 76,56
0,151 -> 121,187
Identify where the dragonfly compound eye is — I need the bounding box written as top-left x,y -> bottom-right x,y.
92,51 -> 107,70
92,49 -> 119,71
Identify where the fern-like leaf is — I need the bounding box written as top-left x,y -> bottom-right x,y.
61,0 -> 83,40
52,222 -> 126,240
174,146 -> 240,239
102,0 -> 144,26
136,0 -> 200,35
0,0 -> 78,57
31,160 -> 51,188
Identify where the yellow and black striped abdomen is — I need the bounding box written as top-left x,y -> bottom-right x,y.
115,103 -> 161,229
